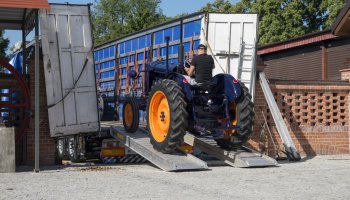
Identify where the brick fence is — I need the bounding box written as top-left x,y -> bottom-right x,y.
248,78 -> 350,156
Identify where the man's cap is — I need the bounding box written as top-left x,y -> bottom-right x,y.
197,44 -> 207,50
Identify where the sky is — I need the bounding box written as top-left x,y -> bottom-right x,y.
4,0 -> 240,53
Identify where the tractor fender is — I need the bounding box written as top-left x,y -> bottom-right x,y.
167,73 -> 193,102
212,74 -> 242,102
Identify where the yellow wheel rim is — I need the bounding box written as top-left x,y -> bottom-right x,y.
224,102 -> 238,135
124,103 -> 133,127
149,91 -> 170,142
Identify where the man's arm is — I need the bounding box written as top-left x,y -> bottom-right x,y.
185,65 -> 195,76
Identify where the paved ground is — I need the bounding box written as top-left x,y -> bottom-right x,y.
1,155 -> 350,200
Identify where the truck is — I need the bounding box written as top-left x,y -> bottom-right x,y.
7,3 -> 259,163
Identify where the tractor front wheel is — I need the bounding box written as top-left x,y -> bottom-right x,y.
147,79 -> 188,153
122,97 -> 140,133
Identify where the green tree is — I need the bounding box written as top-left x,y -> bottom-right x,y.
0,31 -> 9,58
0,30 -> 9,72
324,0 -> 347,28
201,0 -> 236,13
200,0 -> 347,45
92,0 -> 167,45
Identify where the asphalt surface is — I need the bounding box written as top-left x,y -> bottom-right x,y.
1,155 -> 350,200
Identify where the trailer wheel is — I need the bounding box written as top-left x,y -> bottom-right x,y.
216,81 -> 255,149
54,138 -> 64,165
147,79 -> 188,153
122,97 -> 139,133
68,137 -> 80,162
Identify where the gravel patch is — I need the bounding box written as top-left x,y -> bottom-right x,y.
1,155 -> 350,200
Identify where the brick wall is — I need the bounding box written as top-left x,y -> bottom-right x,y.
26,53 -> 55,165
248,80 -> 350,156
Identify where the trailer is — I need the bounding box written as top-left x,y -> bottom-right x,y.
33,5 -> 281,167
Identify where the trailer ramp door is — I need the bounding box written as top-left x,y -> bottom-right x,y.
207,13 -> 258,95
40,4 -> 99,137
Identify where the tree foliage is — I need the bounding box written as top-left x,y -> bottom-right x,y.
201,0 -> 347,45
0,31 -> 9,72
92,0 -> 168,45
0,31 -> 9,58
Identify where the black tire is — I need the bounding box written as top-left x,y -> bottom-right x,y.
147,79 -> 188,153
122,97 -> 139,133
216,81 -> 255,149
68,136 -> 80,163
98,95 -> 104,120
54,138 -> 64,165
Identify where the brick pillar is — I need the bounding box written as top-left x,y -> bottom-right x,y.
340,69 -> 350,82
27,52 -> 55,165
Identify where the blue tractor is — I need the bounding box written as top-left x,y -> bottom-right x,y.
122,37 -> 255,153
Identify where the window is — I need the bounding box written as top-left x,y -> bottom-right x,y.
146,35 -> 151,46
184,20 -> 201,38
132,39 -> 138,51
125,40 -> 131,53
137,52 -> 144,61
153,49 -> 158,57
103,48 -> 109,58
154,31 -> 163,45
172,45 -> 179,55
121,68 -> 126,75
131,55 -> 135,62
193,40 -> 200,50
138,36 -> 145,49
160,47 -> 167,56
119,43 -> 125,54
173,25 -> 180,41
164,28 -> 172,41
121,79 -> 126,86
138,64 -> 143,72
110,46 -> 115,57
98,50 -> 103,60
183,42 -> 190,52
120,57 -> 128,65
110,60 -> 116,68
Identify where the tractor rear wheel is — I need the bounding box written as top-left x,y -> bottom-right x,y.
216,82 -> 255,149
147,79 -> 188,153
122,97 -> 139,133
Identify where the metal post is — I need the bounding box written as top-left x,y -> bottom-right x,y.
34,10 -> 40,173
165,36 -> 170,75
21,9 -> 27,165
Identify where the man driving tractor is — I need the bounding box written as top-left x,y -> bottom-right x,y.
184,44 -> 215,85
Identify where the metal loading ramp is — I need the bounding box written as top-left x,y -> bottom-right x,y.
184,133 -> 278,168
110,126 -> 208,172
259,72 -> 301,161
